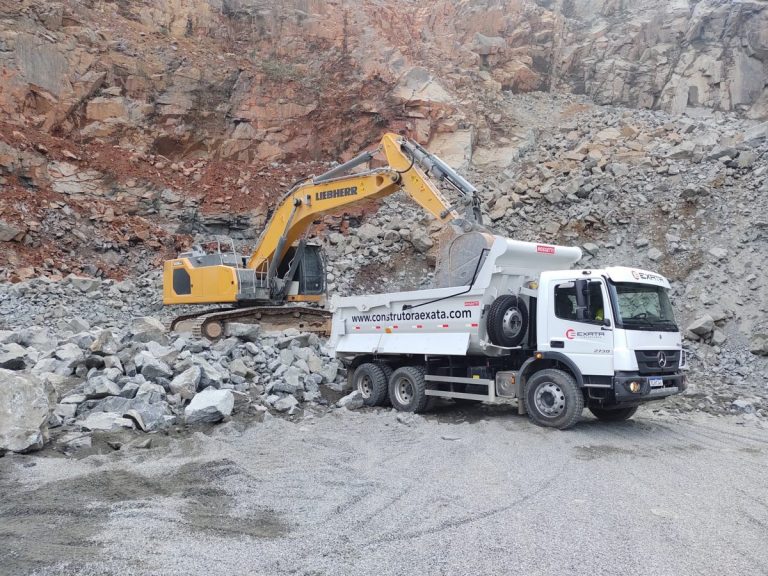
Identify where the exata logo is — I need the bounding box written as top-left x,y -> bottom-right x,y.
565,328 -> 604,340
631,270 -> 665,283
464,301 -> 480,307
537,245 -> 555,254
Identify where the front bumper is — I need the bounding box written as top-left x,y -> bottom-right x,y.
613,372 -> 686,404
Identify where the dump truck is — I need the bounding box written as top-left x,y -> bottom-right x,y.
329,232 -> 686,429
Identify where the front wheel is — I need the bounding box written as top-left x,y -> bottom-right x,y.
524,369 -> 583,429
589,405 -> 638,422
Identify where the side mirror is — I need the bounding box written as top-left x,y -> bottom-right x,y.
603,318 -> 612,327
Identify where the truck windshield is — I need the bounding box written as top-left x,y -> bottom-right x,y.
610,282 -> 678,331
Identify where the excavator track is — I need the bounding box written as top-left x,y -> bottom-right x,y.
170,305 -> 332,340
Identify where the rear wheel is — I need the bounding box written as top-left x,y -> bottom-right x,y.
375,362 -> 394,406
524,369 -> 583,429
353,363 -> 389,406
389,366 -> 430,413
589,405 -> 638,422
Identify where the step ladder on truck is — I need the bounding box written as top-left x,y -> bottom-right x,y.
329,232 -> 687,429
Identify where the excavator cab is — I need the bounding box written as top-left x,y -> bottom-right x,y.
275,244 -> 326,303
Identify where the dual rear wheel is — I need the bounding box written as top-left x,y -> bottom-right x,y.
353,363 -> 429,412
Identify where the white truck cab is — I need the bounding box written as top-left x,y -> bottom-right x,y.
330,233 -> 686,429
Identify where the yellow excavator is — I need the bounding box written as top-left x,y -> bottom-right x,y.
163,132 -> 483,339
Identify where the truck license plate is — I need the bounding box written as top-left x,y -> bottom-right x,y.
649,377 -> 663,388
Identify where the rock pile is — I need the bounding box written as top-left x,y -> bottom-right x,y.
0,302 -> 347,453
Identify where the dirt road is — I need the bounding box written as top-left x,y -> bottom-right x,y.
1,406 -> 767,576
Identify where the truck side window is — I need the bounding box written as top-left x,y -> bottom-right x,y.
556,281 -> 606,323
554,283 -> 578,320
585,281 -> 605,323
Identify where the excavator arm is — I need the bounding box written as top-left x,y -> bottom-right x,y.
247,133 -> 472,272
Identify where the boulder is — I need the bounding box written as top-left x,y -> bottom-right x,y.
82,375 -> 121,399
0,219 -> 25,242
687,315 -> 715,337
411,229 -> 434,253
135,352 -> 173,380
0,369 -> 53,453
184,388 -> 234,424
90,330 -> 120,355
54,343 -> 84,367
124,402 -> 171,432
130,316 -> 167,344
0,343 -> 27,370
337,390 -> 364,410
744,121 -> 768,143
135,382 -> 166,404
226,323 -> 261,342
80,412 -> 125,431
169,366 -> 201,399
273,394 -> 299,413
19,327 -> 57,353
749,334 -> 768,357
67,275 -> 101,292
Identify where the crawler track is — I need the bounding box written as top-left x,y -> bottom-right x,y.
169,305 -> 332,339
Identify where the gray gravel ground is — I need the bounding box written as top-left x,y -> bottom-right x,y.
2,405 -> 768,576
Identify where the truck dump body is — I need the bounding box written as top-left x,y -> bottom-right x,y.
330,234 -> 582,358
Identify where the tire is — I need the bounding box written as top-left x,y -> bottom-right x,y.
524,369 -> 583,429
374,362 -> 394,406
589,405 -> 638,422
388,366 -> 430,413
487,295 -> 529,347
353,363 -> 389,407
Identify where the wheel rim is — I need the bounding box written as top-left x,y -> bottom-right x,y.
358,375 -> 372,399
394,376 -> 414,405
502,308 -> 523,340
534,382 -> 566,417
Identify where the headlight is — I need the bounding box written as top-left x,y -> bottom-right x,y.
629,381 -> 641,393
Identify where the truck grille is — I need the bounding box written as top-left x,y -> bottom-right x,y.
635,350 -> 680,375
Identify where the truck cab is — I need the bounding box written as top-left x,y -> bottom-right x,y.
535,267 -> 685,414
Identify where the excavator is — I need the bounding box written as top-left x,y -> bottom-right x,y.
163,132 -> 484,339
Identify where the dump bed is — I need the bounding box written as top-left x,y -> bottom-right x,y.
330,234 -> 582,359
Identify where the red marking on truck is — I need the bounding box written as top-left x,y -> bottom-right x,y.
537,245 -> 555,254
464,300 -> 480,307
413,324 -> 423,329
470,323 -> 478,327
354,326 -> 360,330
439,324 -> 449,328
375,325 -> 381,330
392,325 -> 398,329
566,328 -> 576,340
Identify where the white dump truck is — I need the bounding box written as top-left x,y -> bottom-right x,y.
329,232 -> 687,429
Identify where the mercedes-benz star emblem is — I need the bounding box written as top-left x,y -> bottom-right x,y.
657,351 -> 667,368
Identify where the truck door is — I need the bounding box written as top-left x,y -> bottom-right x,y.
546,278 -> 614,376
